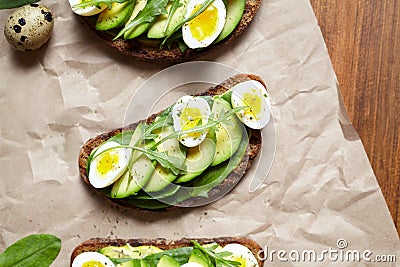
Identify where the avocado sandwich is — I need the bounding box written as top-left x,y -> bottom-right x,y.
78,74 -> 270,211
71,237 -> 265,267
69,0 -> 262,62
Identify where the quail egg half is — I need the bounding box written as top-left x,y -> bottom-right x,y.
4,4 -> 54,52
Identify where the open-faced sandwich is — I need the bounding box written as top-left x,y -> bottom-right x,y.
71,237 -> 264,267
68,0 -> 262,62
78,74 -> 271,210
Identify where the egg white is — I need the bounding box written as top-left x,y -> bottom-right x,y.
89,141 -> 131,188
221,244 -> 259,267
181,262 -> 204,267
182,0 -> 226,48
172,96 -> 211,147
231,80 -> 271,129
72,252 -> 116,267
69,0 -> 107,16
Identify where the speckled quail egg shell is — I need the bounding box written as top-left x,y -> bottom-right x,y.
4,4 -> 54,52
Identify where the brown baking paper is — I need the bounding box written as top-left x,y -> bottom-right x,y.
0,0 -> 398,266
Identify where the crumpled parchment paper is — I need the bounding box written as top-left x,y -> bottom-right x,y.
0,0 -> 398,266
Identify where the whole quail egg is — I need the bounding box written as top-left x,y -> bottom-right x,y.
4,4 -> 54,52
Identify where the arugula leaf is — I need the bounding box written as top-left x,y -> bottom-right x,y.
192,241 -> 240,267
73,0 -> 129,10
0,0 -> 39,9
0,234 -> 61,267
163,0 -> 182,34
161,0 -> 215,47
114,0 -> 170,40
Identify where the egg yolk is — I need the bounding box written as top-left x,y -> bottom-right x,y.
82,260 -> 106,267
180,106 -> 203,138
232,256 -> 247,267
96,151 -> 119,176
189,4 -> 219,41
242,90 -> 262,120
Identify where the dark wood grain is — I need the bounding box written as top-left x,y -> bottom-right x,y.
310,0 -> 399,233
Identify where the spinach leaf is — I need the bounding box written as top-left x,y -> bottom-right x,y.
0,234 -> 61,267
0,0 -> 40,9
114,0 -> 169,40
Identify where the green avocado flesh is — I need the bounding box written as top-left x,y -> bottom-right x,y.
96,1 -> 134,31
211,98 -> 243,166
175,130 -> 216,183
147,0 -> 189,39
158,255 -> 180,267
88,96 -> 251,209
215,0 -> 246,43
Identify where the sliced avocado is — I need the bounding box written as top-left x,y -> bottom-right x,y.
96,1 -> 135,31
123,0 -> 149,39
153,126 -> 186,162
175,130 -> 216,183
157,255 -> 180,267
111,154 -> 154,198
147,0 -> 189,39
118,260 -> 141,267
143,163 -> 177,192
211,98 -> 243,166
141,259 -> 151,267
98,244 -> 141,258
214,0 -> 246,43
111,124 -> 154,198
99,245 -> 163,260
189,249 -> 212,267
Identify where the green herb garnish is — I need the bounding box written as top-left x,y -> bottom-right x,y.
161,0 -> 215,47
73,0 -> 129,10
163,0 -> 182,34
114,0 -> 170,40
192,241 -> 241,267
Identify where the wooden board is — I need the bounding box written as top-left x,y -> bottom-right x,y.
310,0 -> 399,233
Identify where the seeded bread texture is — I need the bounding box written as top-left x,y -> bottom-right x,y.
78,74 -> 265,210
76,0 -> 262,63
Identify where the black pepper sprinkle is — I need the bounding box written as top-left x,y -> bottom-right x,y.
18,18 -> 26,26
18,42 -> 22,45
30,3 -> 39,7
20,36 -> 27,42
41,10 -> 53,23
13,25 -> 22,33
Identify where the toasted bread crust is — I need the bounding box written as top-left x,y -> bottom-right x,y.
70,237 -> 264,267
78,74 -> 265,210
76,0 -> 262,63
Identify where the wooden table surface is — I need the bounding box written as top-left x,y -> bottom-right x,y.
310,1 -> 399,234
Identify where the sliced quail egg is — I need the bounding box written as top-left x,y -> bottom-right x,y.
182,0 -> 226,49
69,0 -> 107,16
72,252 -> 116,267
221,244 -> 259,267
89,141 -> 131,188
231,80 -> 271,129
172,96 -> 211,147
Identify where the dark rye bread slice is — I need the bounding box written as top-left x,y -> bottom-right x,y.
78,74 -> 264,210
70,237 -> 265,267
77,0 -> 262,63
